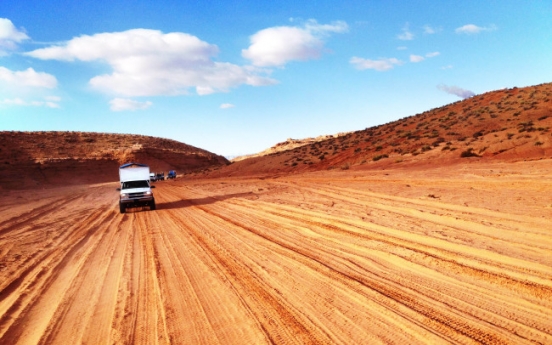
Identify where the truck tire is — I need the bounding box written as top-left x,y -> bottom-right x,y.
150,200 -> 156,210
119,202 -> 126,214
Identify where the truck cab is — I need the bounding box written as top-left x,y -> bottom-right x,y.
118,163 -> 156,213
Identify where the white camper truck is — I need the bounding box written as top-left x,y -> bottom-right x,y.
117,162 -> 156,213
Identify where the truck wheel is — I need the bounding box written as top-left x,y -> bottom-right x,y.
150,200 -> 156,210
119,202 -> 126,214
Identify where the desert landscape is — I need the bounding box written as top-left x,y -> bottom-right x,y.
1,83 -> 551,344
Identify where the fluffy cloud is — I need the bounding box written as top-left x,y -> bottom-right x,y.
0,66 -> 57,88
109,98 -> 152,111
350,57 -> 402,71
220,103 -> 235,109
242,20 -> 348,67
455,24 -> 497,34
0,18 -> 29,54
26,29 -> 277,97
426,52 -> 440,58
437,84 -> 475,99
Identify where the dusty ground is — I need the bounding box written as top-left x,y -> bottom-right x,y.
0,159 -> 551,344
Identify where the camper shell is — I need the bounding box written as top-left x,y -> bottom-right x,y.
118,162 -> 156,213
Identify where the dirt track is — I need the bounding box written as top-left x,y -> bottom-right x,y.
1,160 -> 551,344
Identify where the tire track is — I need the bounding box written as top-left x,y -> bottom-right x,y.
173,181 -> 551,344
0,174 -> 550,344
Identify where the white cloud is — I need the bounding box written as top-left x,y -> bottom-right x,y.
0,66 -> 57,88
0,96 -> 60,108
0,18 -> 29,54
440,65 -> 453,70
397,23 -> 414,40
0,98 -> 25,106
44,95 -> 62,102
426,51 -> 440,58
437,84 -> 475,99
242,20 -> 348,67
410,55 -> 424,63
350,57 -> 402,71
423,25 -> 442,34
220,103 -> 235,109
26,29 -> 277,97
109,98 -> 152,111
423,25 -> 435,34
455,24 -> 497,34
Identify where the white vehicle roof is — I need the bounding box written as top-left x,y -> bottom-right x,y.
119,163 -> 150,182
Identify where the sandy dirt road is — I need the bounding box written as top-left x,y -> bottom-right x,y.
1,160 -> 551,344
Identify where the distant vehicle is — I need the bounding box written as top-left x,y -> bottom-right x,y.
156,172 -> 165,181
167,170 -> 177,179
117,163 -> 156,213
149,172 -> 157,182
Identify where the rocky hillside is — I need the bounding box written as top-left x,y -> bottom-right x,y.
206,82 -> 552,177
0,132 -> 229,189
232,133 -> 350,162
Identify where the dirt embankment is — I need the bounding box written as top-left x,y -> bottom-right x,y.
0,131 -> 229,189
1,160 -> 551,344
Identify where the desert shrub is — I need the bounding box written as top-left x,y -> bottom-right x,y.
432,138 -> 445,147
372,154 -> 389,161
460,148 -> 480,158
535,141 -> 543,146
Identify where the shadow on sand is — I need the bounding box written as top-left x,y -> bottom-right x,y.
158,192 -> 255,210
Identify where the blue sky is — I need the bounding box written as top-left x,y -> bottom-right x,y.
1,1 -> 551,157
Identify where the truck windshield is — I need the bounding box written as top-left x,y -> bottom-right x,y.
122,180 -> 149,189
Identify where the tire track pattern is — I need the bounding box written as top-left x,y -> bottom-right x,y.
0,178 -> 550,344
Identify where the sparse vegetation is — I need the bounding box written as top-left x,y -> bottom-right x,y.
460,148 -> 480,158
373,154 -> 389,161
